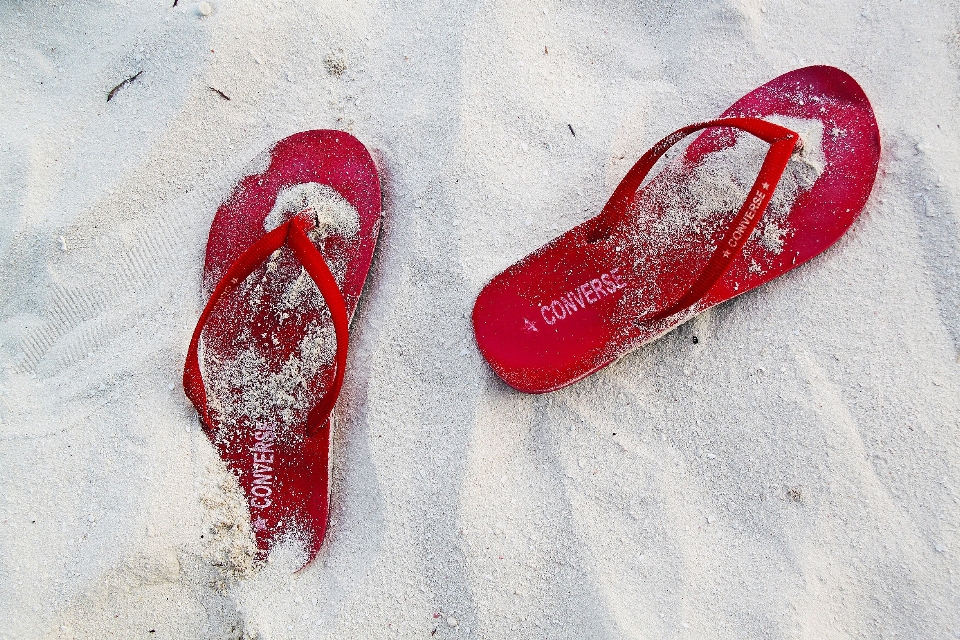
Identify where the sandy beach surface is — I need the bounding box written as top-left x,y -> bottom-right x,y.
1,1 -> 959,638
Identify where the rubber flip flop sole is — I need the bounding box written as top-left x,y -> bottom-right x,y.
195,130 -> 381,564
473,66 -> 880,393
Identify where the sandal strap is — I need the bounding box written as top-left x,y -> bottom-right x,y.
602,117 -> 799,324
183,215 -> 350,439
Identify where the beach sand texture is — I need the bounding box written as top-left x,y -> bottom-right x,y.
1,0 -> 958,638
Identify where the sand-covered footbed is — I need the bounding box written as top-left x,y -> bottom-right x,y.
1,1 -> 958,638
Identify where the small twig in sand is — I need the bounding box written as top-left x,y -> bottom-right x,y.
107,71 -> 143,102
209,87 -> 231,101
568,123 -> 576,137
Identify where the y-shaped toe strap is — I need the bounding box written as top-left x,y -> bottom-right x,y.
183,215 -> 349,438
601,117 -> 799,324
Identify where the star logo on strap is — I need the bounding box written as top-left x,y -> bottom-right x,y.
761,182 -> 770,190
252,517 -> 268,532
523,318 -> 538,332
723,249 -> 732,258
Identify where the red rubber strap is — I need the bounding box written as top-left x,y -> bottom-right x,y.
286,219 -> 350,437
183,215 -> 350,439
601,117 -> 799,324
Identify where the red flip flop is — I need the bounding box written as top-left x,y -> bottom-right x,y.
473,65 -> 880,393
183,130 -> 381,567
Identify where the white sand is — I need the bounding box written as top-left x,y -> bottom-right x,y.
2,1 -> 959,638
